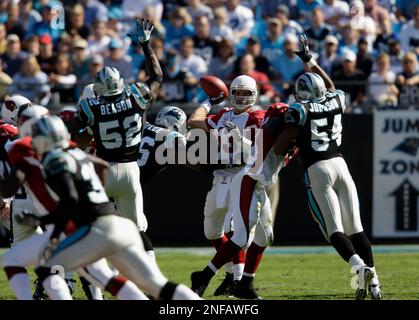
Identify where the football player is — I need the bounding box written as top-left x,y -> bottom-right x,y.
0,95 -> 39,244
190,102 -> 297,299
187,75 -> 266,297
29,116 -> 200,300
138,106 -> 188,185
273,35 -> 382,300
0,108 -> 148,300
68,19 -> 163,264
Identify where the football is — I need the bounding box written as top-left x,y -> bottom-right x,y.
199,75 -> 229,99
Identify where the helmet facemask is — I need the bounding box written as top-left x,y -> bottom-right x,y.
230,88 -> 257,110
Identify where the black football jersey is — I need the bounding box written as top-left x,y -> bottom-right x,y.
284,90 -> 347,168
138,122 -> 169,185
42,147 -> 116,226
78,83 -> 152,163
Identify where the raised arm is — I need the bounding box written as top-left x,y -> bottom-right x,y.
187,94 -> 226,132
294,34 -> 335,92
130,18 -> 163,100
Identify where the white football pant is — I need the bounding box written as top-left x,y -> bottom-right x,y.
304,157 -> 364,240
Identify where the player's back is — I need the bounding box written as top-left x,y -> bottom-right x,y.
138,122 -> 168,185
78,83 -> 151,163
288,90 -> 346,168
42,147 -> 116,226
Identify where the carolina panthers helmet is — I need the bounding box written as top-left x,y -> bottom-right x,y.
94,67 -> 124,97
1,95 -> 31,125
17,104 -> 50,137
31,115 -> 71,155
295,72 -> 327,102
155,106 -> 187,136
229,75 -> 258,110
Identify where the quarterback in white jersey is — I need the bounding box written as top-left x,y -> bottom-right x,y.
188,75 -> 271,298
273,35 -> 382,300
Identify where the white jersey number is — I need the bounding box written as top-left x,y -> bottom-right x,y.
311,114 -> 342,152
98,114 -> 142,149
80,162 -> 108,204
138,135 -> 155,167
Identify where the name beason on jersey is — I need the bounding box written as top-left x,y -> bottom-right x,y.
88,98 -> 134,116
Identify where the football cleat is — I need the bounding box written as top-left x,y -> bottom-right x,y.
229,280 -> 263,300
355,266 -> 374,300
191,271 -> 211,297
369,283 -> 383,300
214,273 -> 234,296
33,278 -> 49,300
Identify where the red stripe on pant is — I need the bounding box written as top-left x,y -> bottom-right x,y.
210,234 -> 228,251
227,231 -> 246,264
239,175 -> 257,237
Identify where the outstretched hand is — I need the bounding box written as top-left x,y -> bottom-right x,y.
128,18 -> 154,45
293,34 -> 312,63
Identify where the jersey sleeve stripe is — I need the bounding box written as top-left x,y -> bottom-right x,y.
80,100 -> 95,127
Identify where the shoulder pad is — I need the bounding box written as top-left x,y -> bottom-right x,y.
247,109 -> 267,126
7,137 -> 35,166
43,150 -> 78,176
286,103 -> 307,126
0,123 -> 18,138
266,103 -> 289,117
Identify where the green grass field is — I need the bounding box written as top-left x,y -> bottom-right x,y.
1,247 -> 419,300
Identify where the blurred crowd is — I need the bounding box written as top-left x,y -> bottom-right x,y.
0,0 -> 418,113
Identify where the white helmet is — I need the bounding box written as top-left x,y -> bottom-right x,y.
17,104 -> 50,137
295,72 -> 327,102
79,84 -> 97,103
31,115 -> 71,155
1,95 -> 31,125
155,106 -> 187,136
94,67 -> 124,97
229,75 -> 258,110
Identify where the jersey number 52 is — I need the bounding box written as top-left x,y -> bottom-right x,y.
98,114 -> 142,149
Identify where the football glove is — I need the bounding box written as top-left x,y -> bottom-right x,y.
209,92 -> 226,106
128,18 -> 154,45
293,34 -> 312,63
222,121 -> 252,145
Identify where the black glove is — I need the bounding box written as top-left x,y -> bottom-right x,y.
293,34 -> 312,63
209,92 -> 226,106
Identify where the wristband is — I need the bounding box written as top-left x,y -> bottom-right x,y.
200,99 -> 212,113
307,57 -> 317,68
